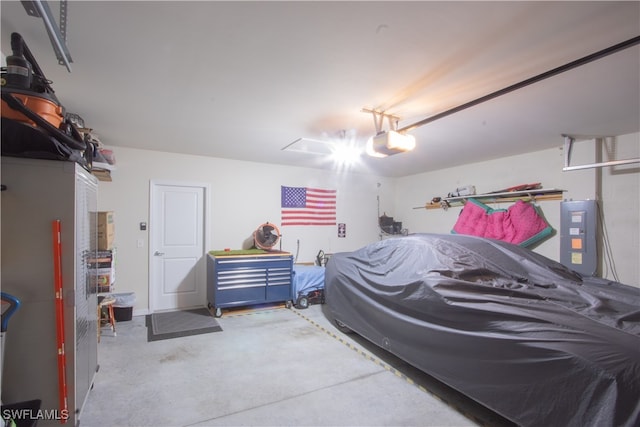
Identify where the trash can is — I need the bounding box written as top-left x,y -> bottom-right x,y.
112,292 -> 135,321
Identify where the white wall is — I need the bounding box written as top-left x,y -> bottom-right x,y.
99,133 -> 638,315
395,132 -> 639,286
98,147 -> 394,314
395,147 -> 582,260
597,133 -> 640,285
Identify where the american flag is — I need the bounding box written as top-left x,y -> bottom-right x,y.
281,186 -> 336,226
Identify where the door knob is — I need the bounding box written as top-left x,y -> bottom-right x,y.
154,251 -> 165,256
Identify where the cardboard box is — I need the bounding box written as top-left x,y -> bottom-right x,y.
97,211 -> 115,250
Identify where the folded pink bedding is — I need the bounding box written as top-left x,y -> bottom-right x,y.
452,198 -> 553,246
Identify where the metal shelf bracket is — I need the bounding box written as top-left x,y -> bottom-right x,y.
21,0 -> 73,72
562,135 -> 639,171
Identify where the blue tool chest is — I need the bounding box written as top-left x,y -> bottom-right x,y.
207,252 -> 293,317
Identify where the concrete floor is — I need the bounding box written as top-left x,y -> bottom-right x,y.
80,304 -> 513,427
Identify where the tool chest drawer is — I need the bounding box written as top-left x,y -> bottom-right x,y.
207,252 -> 293,317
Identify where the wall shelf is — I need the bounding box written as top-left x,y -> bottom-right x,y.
417,188 -> 565,210
91,161 -> 115,182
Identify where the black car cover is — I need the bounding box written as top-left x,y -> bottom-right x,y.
324,233 -> 640,427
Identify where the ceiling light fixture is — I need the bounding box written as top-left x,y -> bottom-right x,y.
363,108 -> 416,157
330,129 -> 362,167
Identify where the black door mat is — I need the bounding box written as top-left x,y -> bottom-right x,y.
146,307 -> 222,342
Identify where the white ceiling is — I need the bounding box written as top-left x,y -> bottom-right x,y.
2,1 -> 639,177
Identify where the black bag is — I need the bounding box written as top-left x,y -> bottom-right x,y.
1,116 -> 89,166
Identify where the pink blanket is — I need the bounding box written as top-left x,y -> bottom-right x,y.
452,199 -> 553,247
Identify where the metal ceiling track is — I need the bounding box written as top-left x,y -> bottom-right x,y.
21,0 -> 73,72
398,35 -> 640,134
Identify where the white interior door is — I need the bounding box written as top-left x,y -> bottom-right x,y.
150,181 -> 208,312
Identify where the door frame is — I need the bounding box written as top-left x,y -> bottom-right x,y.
148,179 -> 212,313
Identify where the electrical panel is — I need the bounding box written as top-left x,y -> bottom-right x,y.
560,200 -> 598,276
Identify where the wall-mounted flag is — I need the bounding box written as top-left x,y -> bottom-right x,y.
281,186 -> 336,226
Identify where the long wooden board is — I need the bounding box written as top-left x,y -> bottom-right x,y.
417,188 -> 565,210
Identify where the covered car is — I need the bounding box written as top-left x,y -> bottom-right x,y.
324,233 -> 640,427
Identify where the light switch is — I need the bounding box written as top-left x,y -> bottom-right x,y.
137,239 -> 144,248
